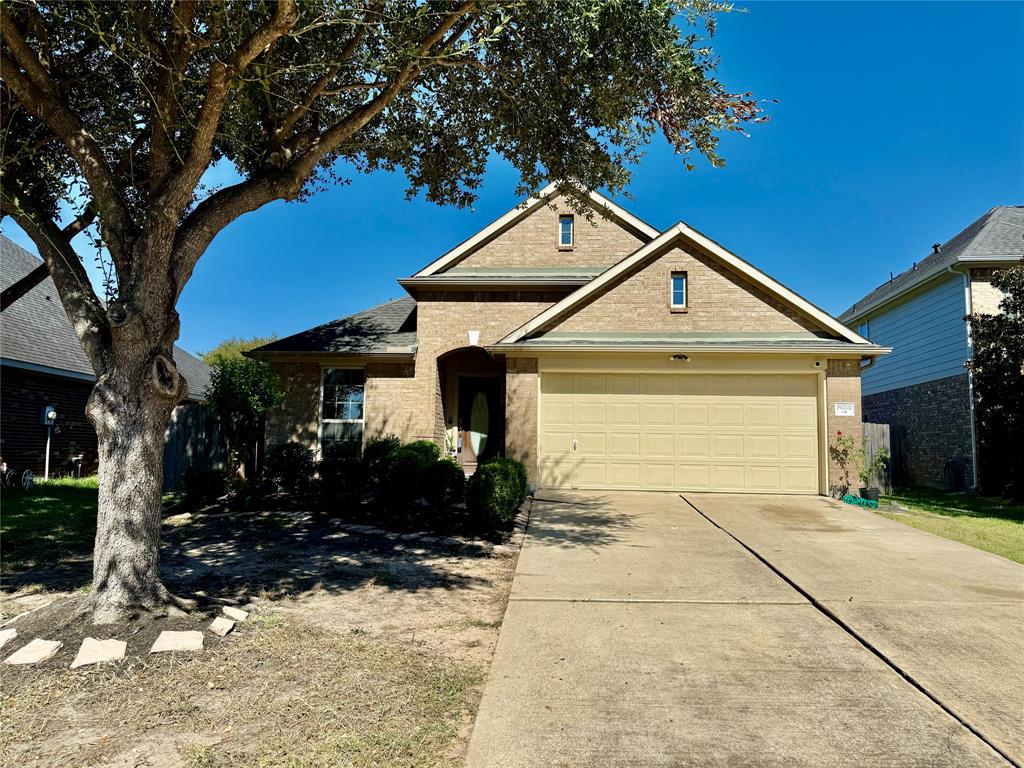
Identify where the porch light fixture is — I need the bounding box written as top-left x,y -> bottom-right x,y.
468,330 -> 481,346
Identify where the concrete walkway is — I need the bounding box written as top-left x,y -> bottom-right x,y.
464,491 -> 1017,767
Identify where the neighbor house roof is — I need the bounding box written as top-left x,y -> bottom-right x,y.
840,206 -> 1024,323
249,297 -> 417,356
1,235 -> 210,400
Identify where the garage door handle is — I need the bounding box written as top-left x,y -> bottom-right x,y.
573,439 -> 577,452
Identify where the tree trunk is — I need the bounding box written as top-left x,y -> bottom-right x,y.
87,343 -> 186,623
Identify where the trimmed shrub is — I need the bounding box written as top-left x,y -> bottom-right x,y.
394,439 -> 440,468
363,434 -> 401,493
318,442 -> 367,514
423,457 -> 466,509
183,467 -> 226,508
264,443 -> 315,494
466,457 -> 528,531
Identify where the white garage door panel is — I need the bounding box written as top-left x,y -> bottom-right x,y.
539,372 -> 820,494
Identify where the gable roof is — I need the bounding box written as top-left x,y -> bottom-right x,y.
249,297 -> 417,356
498,222 -> 872,347
1,235 -> 211,400
840,206 -> 1024,323
412,182 -> 660,277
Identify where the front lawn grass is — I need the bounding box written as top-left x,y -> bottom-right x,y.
878,486 -> 1024,564
1,476 -> 98,574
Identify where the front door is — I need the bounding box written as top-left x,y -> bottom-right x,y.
457,377 -> 502,473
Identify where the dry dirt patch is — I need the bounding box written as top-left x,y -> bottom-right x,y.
1,507 -> 521,767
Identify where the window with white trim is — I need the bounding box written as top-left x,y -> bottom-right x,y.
558,215 -> 574,247
321,368 -> 365,447
670,271 -> 687,308
858,320 -> 869,339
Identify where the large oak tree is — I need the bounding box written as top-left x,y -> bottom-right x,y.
1,0 -> 764,622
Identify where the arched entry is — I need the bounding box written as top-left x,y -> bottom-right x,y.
437,347 -> 506,474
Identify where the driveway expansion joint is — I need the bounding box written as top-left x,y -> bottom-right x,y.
679,493 -> 1021,768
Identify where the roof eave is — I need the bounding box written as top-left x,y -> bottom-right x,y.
399,277 -> 590,291
246,349 -> 416,361
841,254 -> 1022,323
487,343 -> 891,357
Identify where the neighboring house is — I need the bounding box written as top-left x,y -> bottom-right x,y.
250,185 -> 888,495
839,206 -> 1024,489
1,235 -> 221,485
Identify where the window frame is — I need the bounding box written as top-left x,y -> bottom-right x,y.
858,320 -> 870,340
558,214 -> 574,248
319,366 -> 366,455
670,271 -> 687,310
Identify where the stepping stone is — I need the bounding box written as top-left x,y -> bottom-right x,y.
221,606 -> 249,622
3,638 -> 62,665
208,617 -> 235,637
0,628 -> 17,650
150,630 -> 203,654
71,637 -> 126,669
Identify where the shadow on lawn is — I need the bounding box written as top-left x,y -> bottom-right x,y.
157,509 -> 495,604
0,501 -> 492,602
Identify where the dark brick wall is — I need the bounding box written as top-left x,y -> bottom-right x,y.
1,366 -> 98,476
862,373 -> 974,488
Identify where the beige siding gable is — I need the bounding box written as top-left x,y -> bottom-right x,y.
548,244 -> 823,334
448,194 -> 646,271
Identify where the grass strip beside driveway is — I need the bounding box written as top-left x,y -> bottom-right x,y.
878,487 -> 1024,564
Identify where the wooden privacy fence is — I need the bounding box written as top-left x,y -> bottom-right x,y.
163,403 -> 225,490
862,422 -> 892,494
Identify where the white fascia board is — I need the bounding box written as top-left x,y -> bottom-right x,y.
499,226 -> 685,344
674,221 -> 869,344
413,183 -> 660,277
414,183 -> 559,277
500,222 -> 866,345
583,189 -> 660,239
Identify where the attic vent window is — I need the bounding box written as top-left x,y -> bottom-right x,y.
670,271 -> 687,309
558,215 -> 574,247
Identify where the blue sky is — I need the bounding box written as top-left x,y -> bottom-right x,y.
4,1 -> 1022,355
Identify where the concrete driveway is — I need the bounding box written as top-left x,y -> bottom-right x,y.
464,491 -> 1023,768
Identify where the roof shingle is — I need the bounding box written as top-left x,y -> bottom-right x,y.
840,206 -> 1024,322
251,297 -> 417,355
1,235 -> 210,400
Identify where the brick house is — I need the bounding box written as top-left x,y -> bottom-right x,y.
1,235 -> 219,485
250,185 -> 888,495
839,206 -> 1023,489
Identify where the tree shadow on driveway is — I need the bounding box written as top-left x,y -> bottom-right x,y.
526,493 -> 638,551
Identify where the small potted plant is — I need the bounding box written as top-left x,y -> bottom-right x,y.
857,446 -> 890,502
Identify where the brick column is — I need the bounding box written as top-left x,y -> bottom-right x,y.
826,359 -> 862,493
505,357 -> 539,486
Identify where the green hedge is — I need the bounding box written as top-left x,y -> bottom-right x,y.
466,457 -> 528,530
423,457 -> 466,508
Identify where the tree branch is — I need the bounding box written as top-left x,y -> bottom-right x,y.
1,192 -> 111,372
171,1 -> 478,296
0,261 -> 48,310
155,0 -> 299,219
0,8 -> 134,269
273,1 -> 383,144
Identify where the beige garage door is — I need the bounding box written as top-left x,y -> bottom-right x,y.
539,372 -> 820,493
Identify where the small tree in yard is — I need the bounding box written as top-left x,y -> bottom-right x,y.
0,0 -> 766,622
205,356 -> 283,480
966,265 -> 1024,499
